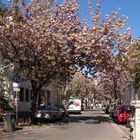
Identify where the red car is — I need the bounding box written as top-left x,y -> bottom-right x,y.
114,104 -> 131,123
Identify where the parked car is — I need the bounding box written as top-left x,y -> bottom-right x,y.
54,104 -> 69,118
104,105 -> 110,114
35,105 -> 62,122
110,105 -> 120,118
114,104 -> 131,124
105,104 -> 115,114
102,105 -> 107,112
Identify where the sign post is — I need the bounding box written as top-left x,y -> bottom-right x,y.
12,74 -> 21,125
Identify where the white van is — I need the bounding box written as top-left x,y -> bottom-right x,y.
68,98 -> 81,113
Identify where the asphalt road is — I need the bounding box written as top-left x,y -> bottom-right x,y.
0,110 -> 129,140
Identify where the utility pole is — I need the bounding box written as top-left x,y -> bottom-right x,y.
15,90 -> 19,124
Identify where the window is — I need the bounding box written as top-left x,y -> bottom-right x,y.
19,87 -> 24,101
121,105 -> 130,111
47,90 -> 51,104
25,89 -> 29,102
138,89 -> 140,100
30,90 -> 33,100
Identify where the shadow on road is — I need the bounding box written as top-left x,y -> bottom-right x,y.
69,115 -> 111,124
53,111 -> 111,126
0,111 -> 111,128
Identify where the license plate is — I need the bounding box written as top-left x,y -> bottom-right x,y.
70,107 -> 73,109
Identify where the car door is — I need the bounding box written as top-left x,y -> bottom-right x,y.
53,106 -> 61,119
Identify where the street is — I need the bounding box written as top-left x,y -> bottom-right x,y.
0,110 -> 129,140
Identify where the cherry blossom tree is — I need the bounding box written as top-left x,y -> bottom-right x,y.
0,0 -> 13,108
95,51 -> 129,103
77,0 -> 131,75
0,0 -> 84,120
79,0 -> 132,103
97,71 -> 126,102
65,71 -> 96,98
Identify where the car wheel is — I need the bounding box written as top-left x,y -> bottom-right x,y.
114,117 -> 118,123
52,115 -> 56,123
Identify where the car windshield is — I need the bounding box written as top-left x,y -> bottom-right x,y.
121,105 -> 130,111
37,106 -> 45,110
54,105 -> 64,109
37,105 -> 52,110
116,106 -> 121,110
46,105 -> 52,110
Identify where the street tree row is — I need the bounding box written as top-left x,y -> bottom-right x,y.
0,0 -> 132,121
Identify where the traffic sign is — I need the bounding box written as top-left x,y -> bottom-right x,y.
12,82 -> 20,88
12,73 -> 21,83
13,87 -> 20,92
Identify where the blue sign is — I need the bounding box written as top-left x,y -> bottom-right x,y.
12,73 -> 21,83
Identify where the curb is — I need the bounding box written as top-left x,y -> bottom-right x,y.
0,122 -> 3,133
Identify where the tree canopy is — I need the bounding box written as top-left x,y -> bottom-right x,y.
125,39 -> 140,91
0,0 -> 132,119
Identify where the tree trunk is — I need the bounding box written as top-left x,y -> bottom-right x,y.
30,80 -> 42,124
30,91 -> 38,123
113,79 -> 118,101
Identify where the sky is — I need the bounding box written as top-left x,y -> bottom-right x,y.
2,0 -> 140,38
78,0 -> 140,38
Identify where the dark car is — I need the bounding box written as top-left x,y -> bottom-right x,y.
54,104 -> 69,118
102,105 -> 107,112
104,105 -> 110,114
105,104 -> 115,114
35,105 -> 62,122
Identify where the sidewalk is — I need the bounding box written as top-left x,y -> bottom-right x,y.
112,122 -> 130,140
104,113 -> 130,140
0,117 -> 30,133
0,121 -> 4,134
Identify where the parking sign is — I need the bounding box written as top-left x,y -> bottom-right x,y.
12,73 -> 21,83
